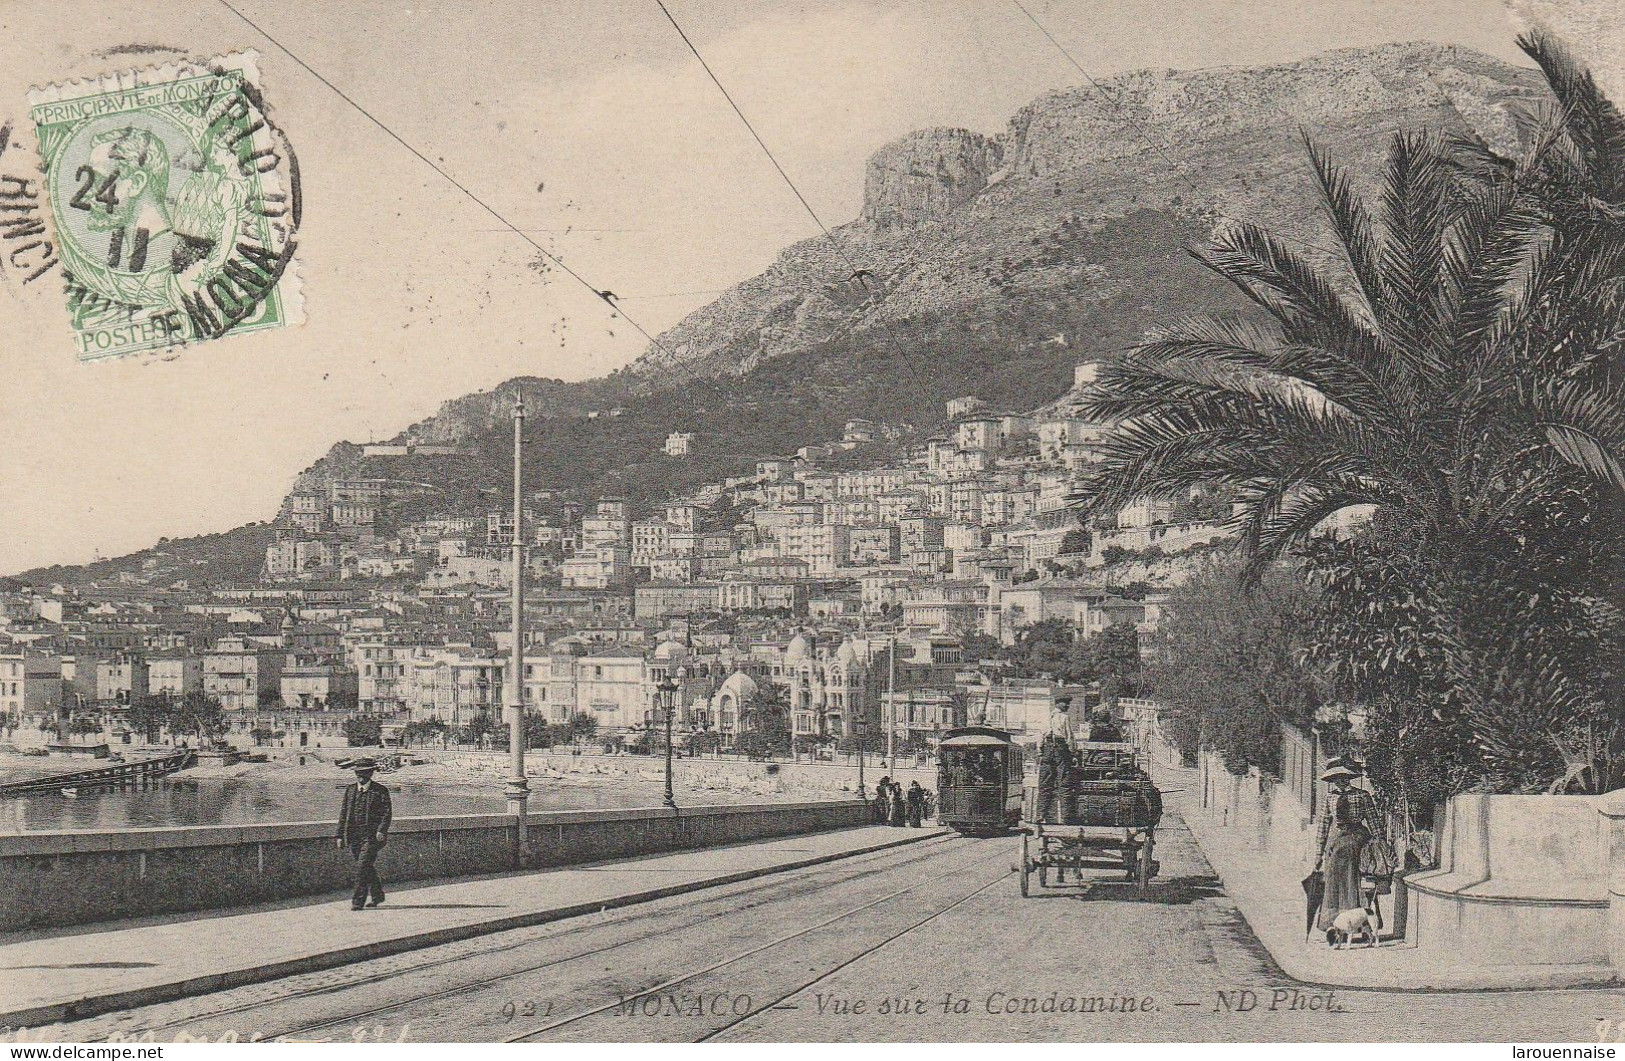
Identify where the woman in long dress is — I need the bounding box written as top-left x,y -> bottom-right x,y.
872,777 -> 892,824
889,782 -> 907,827
1314,763 -> 1380,935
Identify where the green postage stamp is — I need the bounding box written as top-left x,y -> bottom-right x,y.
26,52 -> 302,361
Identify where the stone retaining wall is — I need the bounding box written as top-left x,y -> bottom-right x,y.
0,800 -> 867,932
1191,747 -> 1623,978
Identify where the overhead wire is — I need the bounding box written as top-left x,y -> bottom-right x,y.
653,0 -> 942,413
216,0 -> 713,387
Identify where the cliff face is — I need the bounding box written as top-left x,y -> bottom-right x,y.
863,128 -> 1003,226
1002,42 -> 1530,177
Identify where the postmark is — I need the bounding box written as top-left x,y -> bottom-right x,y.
25,51 -> 301,362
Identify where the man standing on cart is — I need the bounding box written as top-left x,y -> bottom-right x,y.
1036,694 -> 1076,824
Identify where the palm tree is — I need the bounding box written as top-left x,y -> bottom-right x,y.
738,687 -> 792,760
1466,34 -> 1625,499
1075,33 -> 1625,793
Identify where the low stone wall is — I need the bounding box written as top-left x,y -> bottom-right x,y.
523,749 -> 938,800
0,800 -> 867,932
1195,749 -> 1316,865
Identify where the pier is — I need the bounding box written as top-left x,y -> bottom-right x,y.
0,748 -> 195,797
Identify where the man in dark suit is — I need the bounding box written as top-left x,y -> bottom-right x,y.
336,757 -> 393,910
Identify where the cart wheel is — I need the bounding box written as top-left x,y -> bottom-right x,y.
1137,831 -> 1156,887
1019,833 -> 1031,897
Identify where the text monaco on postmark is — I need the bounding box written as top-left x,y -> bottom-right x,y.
26,51 -> 301,362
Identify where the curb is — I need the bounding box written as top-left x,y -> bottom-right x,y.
2,827 -> 948,1029
1158,765 -> 1619,992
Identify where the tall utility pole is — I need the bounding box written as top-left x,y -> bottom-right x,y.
886,633 -> 896,770
505,394 -> 529,856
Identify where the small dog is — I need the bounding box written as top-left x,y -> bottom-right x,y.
1325,907 -> 1377,949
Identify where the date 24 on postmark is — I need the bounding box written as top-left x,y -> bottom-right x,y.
26,51 -> 302,362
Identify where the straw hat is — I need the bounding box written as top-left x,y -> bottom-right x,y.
342,756 -> 379,773
1319,764 -> 1360,783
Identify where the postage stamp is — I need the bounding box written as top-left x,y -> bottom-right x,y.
25,51 -> 301,362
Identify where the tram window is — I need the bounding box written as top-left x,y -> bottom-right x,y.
966,749 -> 1002,785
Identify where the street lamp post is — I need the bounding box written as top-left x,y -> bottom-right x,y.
657,667 -> 683,810
505,393 -> 529,863
855,717 -> 867,801
885,633 -> 896,771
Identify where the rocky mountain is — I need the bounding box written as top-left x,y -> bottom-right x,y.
256,42 -> 1553,526
626,42 -> 1542,381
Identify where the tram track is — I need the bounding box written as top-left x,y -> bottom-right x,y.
80,832 -> 972,1042
502,841 -> 1012,1043
696,869 -> 1007,1041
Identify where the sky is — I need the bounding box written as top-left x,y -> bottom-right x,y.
0,0 -> 1532,575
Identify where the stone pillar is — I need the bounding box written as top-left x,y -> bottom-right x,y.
1597,789 -> 1625,977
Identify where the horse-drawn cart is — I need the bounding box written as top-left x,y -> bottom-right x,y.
1018,741 -> 1163,895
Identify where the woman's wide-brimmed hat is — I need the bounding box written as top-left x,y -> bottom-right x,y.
1324,752 -> 1365,774
1319,765 -> 1360,783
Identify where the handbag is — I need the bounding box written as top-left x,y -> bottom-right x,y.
1360,836 -> 1396,878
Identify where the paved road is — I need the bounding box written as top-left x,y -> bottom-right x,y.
52,814 -> 1625,1043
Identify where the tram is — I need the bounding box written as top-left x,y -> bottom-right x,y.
936,725 -> 1025,836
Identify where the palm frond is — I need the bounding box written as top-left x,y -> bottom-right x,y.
1442,178 -> 1543,361
1197,223 -> 1385,359
1303,130 -> 1385,320
1545,424 -> 1625,494
1519,30 -> 1625,203
1377,130 -> 1457,376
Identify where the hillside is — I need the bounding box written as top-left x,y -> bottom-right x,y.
11,524 -> 279,589
14,42 -> 1548,575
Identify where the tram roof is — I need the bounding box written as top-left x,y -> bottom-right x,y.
939,726 -> 1015,747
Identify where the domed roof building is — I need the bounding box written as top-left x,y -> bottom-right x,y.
758,632 -> 878,743
784,630 -> 815,664
711,670 -> 761,734
547,635 -> 590,657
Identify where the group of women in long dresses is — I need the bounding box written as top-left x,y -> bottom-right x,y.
871,776 -> 930,827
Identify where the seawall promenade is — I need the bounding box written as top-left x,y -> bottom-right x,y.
0,799 -> 869,931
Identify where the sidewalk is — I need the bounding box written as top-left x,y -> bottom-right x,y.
1156,762 -> 1617,991
0,825 -> 944,1028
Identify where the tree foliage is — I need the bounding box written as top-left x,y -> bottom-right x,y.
343,715 -> 383,748
131,691 -> 227,743
736,686 -> 792,760
402,718 -> 449,747
567,711 -> 599,742
1143,555 -> 1324,774
687,729 -> 724,756
1002,618 -> 1142,694
458,712 -> 496,748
